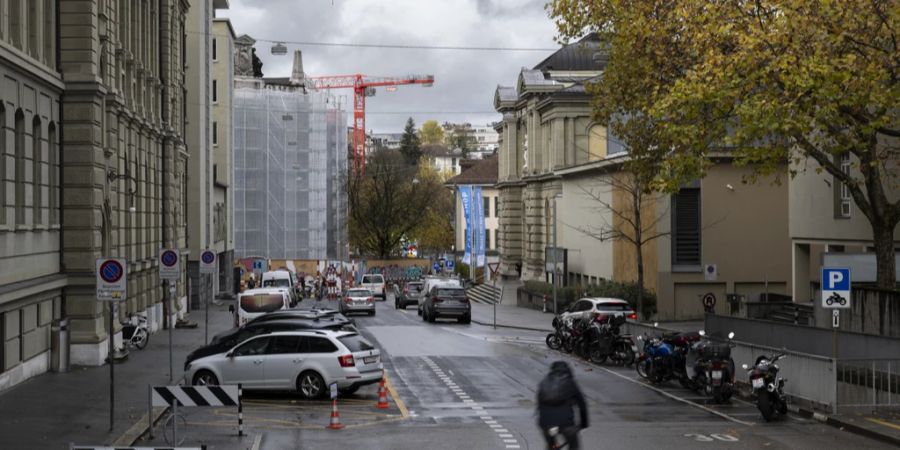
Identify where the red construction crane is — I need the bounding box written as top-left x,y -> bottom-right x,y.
306,74 -> 435,175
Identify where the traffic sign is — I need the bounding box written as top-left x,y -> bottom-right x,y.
159,248 -> 180,280
701,292 -> 717,311
488,262 -> 500,277
96,258 -> 127,301
433,262 -> 441,273
704,264 -> 718,281
200,250 -> 217,274
822,267 -> 851,308
445,259 -> 455,271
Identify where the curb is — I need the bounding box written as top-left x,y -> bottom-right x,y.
791,405 -> 900,447
471,318 -> 552,333
113,405 -> 169,446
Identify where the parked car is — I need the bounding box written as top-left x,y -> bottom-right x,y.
421,285 -> 471,324
417,277 -> 461,315
261,270 -> 301,306
189,317 -> 353,366
360,274 -> 386,300
233,288 -> 291,327
559,298 -> 637,325
339,288 -> 376,316
186,330 -> 383,398
242,309 -> 354,330
395,281 -> 424,310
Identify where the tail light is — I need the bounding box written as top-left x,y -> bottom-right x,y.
344,297 -> 351,304
433,297 -> 443,303
338,354 -> 355,367
711,361 -> 722,370
366,297 -> 374,304
403,287 -> 409,294
628,313 -> 637,320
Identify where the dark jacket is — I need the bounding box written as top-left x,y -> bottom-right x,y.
537,361 -> 588,429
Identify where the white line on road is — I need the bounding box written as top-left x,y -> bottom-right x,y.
598,367 -> 754,426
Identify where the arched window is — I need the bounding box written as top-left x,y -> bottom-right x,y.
48,122 -> 58,225
588,125 -> 607,161
14,109 -> 25,225
32,116 -> 42,225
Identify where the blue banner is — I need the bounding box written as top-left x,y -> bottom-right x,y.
474,186 -> 485,267
460,185 -> 473,265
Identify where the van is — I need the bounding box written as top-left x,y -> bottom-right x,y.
233,288 -> 291,327
261,270 -> 299,306
360,274 -> 386,300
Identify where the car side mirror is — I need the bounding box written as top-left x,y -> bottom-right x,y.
226,351 -> 235,358
228,305 -> 235,313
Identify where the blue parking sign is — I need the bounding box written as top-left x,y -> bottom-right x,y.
446,260 -> 455,271
821,267 -> 851,309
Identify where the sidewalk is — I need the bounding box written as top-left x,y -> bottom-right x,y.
470,301 -> 553,332
0,303 -> 235,449
793,408 -> 900,447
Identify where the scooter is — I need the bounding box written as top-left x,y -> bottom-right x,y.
743,353 -> 789,421
685,330 -> 736,403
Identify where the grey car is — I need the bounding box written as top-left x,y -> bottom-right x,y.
421,286 -> 471,324
339,288 -> 376,316
395,281 -> 424,309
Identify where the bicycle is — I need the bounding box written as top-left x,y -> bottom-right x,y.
121,313 -> 149,350
548,426 -> 570,449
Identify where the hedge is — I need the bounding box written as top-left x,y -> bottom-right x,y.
523,278 -> 657,317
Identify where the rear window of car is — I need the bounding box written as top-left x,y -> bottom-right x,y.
263,278 -> 291,287
407,283 -> 423,291
435,288 -> 466,297
240,294 -> 284,313
347,289 -> 372,297
595,303 -> 630,311
338,334 -> 375,352
362,275 -> 384,284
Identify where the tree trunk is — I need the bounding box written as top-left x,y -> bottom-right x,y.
636,248 -> 645,320
633,186 -> 645,320
872,222 -> 897,289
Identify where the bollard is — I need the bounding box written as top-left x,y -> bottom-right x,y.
238,383 -> 244,437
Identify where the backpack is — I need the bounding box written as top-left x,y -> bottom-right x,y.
538,372 -> 576,407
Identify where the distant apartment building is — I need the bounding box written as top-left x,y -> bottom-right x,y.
370,132 -> 403,151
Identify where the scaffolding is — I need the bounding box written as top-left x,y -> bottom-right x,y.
233,85 -> 347,260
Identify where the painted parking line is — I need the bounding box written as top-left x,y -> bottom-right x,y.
867,417 -> 900,431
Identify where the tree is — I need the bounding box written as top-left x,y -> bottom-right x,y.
550,0 -> 900,288
348,150 -> 447,258
411,161 -> 455,255
446,123 -> 475,157
400,117 -> 422,165
419,120 -> 445,146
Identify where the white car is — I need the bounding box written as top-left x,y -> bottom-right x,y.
186,330 -> 383,398
340,288 -> 376,316
360,274 -> 386,300
559,297 -> 637,324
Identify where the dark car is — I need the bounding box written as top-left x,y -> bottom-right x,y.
186,318 -> 353,368
421,286 -> 471,324
395,281 -> 424,310
242,308 -> 352,327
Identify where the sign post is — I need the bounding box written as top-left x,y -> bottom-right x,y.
488,262 -> 501,329
200,250 -> 217,345
822,266 -> 851,401
160,249 -> 180,382
96,258 -> 127,432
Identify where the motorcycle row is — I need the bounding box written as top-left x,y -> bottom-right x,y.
545,315 -> 790,422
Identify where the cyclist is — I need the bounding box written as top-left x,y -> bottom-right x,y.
537,361 -> 588,449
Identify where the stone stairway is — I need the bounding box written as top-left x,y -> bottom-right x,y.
466,283 -> 501,305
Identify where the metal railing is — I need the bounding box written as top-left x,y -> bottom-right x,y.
836,359 -> 900,412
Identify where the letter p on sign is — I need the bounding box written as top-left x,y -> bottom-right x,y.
829,271 -> 844,288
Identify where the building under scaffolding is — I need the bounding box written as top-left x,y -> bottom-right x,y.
233,43 -> 348,260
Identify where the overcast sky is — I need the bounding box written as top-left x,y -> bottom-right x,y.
220,0 -> 559,133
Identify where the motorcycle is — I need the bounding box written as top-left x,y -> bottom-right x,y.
636,324 -> 679,383
743,353 -> 788,421
586,315 -> 636,366
685,330 -> 736,403
545,316 -> 566,351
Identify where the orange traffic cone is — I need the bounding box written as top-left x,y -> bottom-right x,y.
375,378 -> 390,409
326,398 -> 345,430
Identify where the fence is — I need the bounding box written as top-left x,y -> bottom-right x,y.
835,359 -> 900,413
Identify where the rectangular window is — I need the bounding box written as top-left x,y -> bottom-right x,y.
494,196 -> 499,218
672,187 -> 701,267
212,38 -> 217,61
485,229 -> 491,249
212,79 -> 218,103
483,196 -> 490,218
839,154 -> 851,218
495,229 -> 499,250
212,121 -> 218,145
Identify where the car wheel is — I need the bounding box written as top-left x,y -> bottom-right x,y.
458,315 -> 471,324
427,310 -> 436,323
369,310 -> 376,316
297,371 -> 326,399
192,370 -> 219,386
417,307 -> 422,316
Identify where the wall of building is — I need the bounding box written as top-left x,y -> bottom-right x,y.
558,174 -> 615,283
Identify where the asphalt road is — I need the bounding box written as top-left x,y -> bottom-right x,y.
143,296 -> 892,449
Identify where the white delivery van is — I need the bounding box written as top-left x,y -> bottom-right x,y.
360,274 -> 386,300
261,270 -> 299,306
233,288 -> 291,327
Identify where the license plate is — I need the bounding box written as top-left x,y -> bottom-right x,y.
364,356 -> 378,364
752,378 -> 764,389
712,370 -> 723,380
354,301 -> 364,305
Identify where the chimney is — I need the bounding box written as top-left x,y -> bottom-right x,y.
290,50 -> 305,85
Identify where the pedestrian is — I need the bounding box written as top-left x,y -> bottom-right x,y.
299,275 -> 306,299
247,274 -> 256,289
537,361 -> 588,449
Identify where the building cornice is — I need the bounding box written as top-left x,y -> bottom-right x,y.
0,43 -> 64,91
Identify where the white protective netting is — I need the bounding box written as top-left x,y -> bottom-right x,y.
233,87 -> 347,260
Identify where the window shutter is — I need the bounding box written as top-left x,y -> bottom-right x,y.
673,188 -> 701,265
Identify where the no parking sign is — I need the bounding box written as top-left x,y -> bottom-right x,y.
159,248 -> 180,280
96,258 -> 127,301
200,250 -> 217,274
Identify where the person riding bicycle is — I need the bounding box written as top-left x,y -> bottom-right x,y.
537,361 -> 588,449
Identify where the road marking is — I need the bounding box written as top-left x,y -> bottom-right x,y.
499,433 -> 513,438
867,417 -> 900,431
251,433 -> 263,450
384,376 -> 410,419
598,367 -> 754,426
495,428 -> 509,433
503,439 -> 518,443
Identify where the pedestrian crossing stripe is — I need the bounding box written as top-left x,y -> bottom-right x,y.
151,385 -> 239,407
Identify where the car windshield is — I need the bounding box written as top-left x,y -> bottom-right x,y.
338,334 -> 375,352
363,275 -> 383,283
596,303 -> 630,311
263,278 -> 291,287
240,294 -> 284,313
435,288 -> 466,297
407,283 -> 423,291
347,289 -> 372,297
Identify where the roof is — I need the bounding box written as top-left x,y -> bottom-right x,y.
533,33 -> 607,72
496,86 -> 517,103
445,154 -> 498,186
422,144 -> 457,158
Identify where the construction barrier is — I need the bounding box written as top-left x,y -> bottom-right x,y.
149,384 -> 243,441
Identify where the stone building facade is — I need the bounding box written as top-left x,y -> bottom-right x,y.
0,0 -> 191,389
211,16 -> 235,294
